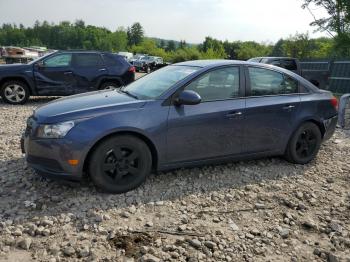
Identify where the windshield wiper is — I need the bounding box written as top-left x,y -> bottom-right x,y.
119,89 -> 139,100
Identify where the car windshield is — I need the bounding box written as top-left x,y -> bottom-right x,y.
133,55 -> 144,59
123,65 -> 200,99
28,52 -> 56,65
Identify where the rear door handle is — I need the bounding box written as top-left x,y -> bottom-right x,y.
64,71 -> 73,75
282,105 -> 295,110
99,68 -> 107,72
226,111 -> 243,118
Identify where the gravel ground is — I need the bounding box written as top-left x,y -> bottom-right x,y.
0,96 -> 349,262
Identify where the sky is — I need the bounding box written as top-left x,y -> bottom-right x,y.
0,0 -> 329,43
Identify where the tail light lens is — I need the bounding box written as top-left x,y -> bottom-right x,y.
330,96 -> 338,110
128,66 -> 136,73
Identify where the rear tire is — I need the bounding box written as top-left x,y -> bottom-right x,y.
89,135 -> 152,194
285,122 -> 322,164
99,81 -> 121,90
1,80 -> 30,105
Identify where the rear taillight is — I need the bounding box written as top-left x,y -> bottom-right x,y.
128,66 -> 136,73
330,96 -> 338,110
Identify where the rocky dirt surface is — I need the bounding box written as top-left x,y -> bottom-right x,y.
0,97 -> 349,262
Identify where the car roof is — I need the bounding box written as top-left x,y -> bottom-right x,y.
172,59 -> 319,92
252,57 -> 297,60
174,60 -> 248,68
57,50 -> 109,54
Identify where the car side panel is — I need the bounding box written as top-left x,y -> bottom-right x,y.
296,92 -> 338,130
244,95 -> 301,153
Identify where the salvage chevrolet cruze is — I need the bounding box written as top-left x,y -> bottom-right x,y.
22,60 -> 338,193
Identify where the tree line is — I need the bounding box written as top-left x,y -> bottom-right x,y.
0,0 -> 348,63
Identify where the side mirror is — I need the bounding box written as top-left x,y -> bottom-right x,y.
35,61 -> 44,69
175,90 -> 201,106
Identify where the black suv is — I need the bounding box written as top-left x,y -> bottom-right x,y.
0,51 -> 135,104
133,56 -> 165,73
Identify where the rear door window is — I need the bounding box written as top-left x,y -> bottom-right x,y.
248,67 -> 298,96
73,53 -> 104,67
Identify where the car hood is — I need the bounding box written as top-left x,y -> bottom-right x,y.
34,90 -> 147,124
0,63 -> 31,72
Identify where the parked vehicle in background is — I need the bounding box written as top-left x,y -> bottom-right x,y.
129,54 -> 147,65
133,56 -> 167,73
0,46 -> 39,64
248,57 -> 330,90
117,51 -> 133,62
0,50 -> 135,104
22,60 -> 338,193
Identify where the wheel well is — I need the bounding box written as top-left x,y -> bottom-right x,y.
0,77 -> 31,94
98,79 -> 123,89
309,120 -> 325,138
295,120 -> 325,138
83,131 -> 158,176
285,119 -> 325,154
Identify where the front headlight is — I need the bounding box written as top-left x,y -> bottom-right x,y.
36,121 -> 75,139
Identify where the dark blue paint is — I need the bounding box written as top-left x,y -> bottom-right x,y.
0,51 -> 134,96
22,60 -> 338,181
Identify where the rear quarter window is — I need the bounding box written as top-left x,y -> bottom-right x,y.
73,53 -> 104,67
102,54 -> 124,67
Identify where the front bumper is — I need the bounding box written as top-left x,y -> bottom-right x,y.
21,134 -> 84,181
323,115 -> 338,141
134,64 -> 148,72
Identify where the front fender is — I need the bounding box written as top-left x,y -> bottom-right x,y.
0,73 -> 37,95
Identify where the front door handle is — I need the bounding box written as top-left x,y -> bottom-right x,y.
282,105 -> 295,110
226,111 -> 243,118
99,68 -> 107,72
64,71 -> 73,75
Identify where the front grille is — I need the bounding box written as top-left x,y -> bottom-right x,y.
134,61 -> 143,67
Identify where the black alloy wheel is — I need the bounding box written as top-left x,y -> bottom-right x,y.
102,146 -> 141,183
285,122 -> 322,164
295,129 -> 318,159
89,135 -> 152,193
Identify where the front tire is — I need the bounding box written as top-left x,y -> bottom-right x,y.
1,80 -> 30,105
285,122 -> 322,164
89,135 -> 152,194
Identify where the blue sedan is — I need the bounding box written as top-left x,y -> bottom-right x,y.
22,60 -> 338,193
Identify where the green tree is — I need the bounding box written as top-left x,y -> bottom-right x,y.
223,41 -> 240,59
159,39 -> 166,49
200,37 -> 226,58
271,39 -> 286,56
302,0 -> 350,56
282,33 -> 315,59
179,40 -> 187,49
235,41 -> 272,60
127,22 -> 144,47
166,40 -> 176,52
